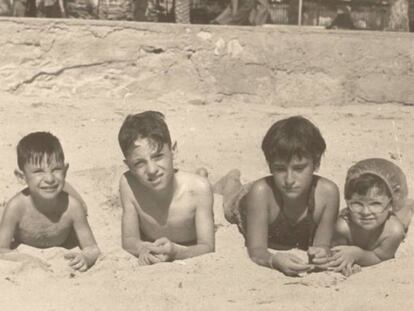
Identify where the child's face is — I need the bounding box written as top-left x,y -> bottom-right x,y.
124,137 -> 174,192
20,155 -> 68,200
270,156 -> 315,200
347,187 -> 391,230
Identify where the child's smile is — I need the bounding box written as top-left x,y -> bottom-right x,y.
125,138 -> 174,192
21,157 -> 67,200
348,190 -> 391,230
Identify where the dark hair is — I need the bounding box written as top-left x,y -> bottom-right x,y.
118,111 -> 172,157
261,116 -> 326,168
17,132 -> 65,170
345,173 -> 391,200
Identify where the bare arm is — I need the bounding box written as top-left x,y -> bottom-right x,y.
64,182 -> 87,213
171,178 -> 215,260
119,175 -> 152,257
328,218 -> 405,276
331,217 -> 351,246
71,199 -> 100,268
0,200 -> 50,269
355,223 -> 405,266
245,180 -> 313,276
312,181 -> 340,249
0,201 -> 20,252
244,181 -> 272,267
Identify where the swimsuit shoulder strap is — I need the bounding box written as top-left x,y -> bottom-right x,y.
306,175 -> 319,216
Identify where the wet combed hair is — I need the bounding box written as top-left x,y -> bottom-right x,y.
118,111 -> 172,157
17,132 -> 65,171
345,173 -> 391,200
261,116 -> 326,167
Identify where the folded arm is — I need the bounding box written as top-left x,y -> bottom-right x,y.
245,180 -> 312,276
71,199 -> 101,269
172,180 -> 215,260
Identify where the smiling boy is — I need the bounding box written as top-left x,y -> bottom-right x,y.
0,132 -> 100,271
118,111 -> 214,265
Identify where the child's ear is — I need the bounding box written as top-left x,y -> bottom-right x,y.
14,169 -> 26,185
64,163 -> 69,176
314,161 -> 321,172
171,141 -> 178,157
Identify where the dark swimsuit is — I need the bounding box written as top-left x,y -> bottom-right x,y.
230,176 -> 318,251
266,176 -> 317,250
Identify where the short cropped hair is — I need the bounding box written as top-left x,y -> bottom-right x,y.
118,111 -> 172,157
261,116 -> 326,167
17,132 -> 65,171
345,173 -> 391,200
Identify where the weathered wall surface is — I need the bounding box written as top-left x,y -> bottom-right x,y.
1,17 -> 414,106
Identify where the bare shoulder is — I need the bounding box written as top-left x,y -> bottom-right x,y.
66,193 -> 87,218
119,172 -> 133,192
176,171 -> 212,195
335,216 -> 351,237
244,177 -> 273,204
4,191 -> 29,217
383,215 -> 406,240
314,176 -> 339,200
119,172 -> 137,201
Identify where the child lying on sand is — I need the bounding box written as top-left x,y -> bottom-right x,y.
328,158 -> 413,276
118,111 -> 215,265
215,116 -> 340,276
0,132 -> 100,272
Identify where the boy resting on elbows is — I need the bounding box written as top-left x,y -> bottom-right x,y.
0,132 -> 100,272
118,111 -> 215,265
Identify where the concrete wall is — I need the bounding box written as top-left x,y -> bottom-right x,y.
1,17 -> 414,106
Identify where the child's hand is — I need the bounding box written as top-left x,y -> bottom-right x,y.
327,245 -> 362,277
271,253 -> 314,277
64,252 -> 88,272
138,252 -> 164,266
307,246 -> 331,265
149,237 -> 176,261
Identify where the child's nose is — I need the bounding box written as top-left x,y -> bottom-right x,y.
147,161 -> 159,175
285,170 -> 295,186
360,204 -> 372,214
44,172 -> 55,183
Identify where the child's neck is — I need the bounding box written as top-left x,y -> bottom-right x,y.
282,188 -> 311,212
30,194 -> 60,214
147,177 -> 177,209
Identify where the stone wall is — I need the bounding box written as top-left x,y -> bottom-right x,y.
1,17 -> 414,106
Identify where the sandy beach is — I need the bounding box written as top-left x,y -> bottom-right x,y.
0,92 -> 413,310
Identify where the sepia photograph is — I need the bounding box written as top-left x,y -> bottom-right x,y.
0,1 -> 413,309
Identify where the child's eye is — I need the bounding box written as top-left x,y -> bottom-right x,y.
294,166 -> 306,172
153,154 -> 163,160
134,161 -> 144,167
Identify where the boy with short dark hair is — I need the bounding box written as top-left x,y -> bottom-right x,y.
0,132 -> 100,272
215,116 -> 340,276
118,111 -> 215,265
329,158 -> 413,276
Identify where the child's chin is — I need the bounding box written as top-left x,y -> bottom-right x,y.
357,221 -> 381,230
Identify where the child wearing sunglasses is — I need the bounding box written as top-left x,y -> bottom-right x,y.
329,158 -> 413,276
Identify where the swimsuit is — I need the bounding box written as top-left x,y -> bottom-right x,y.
226,176 -> 318,251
